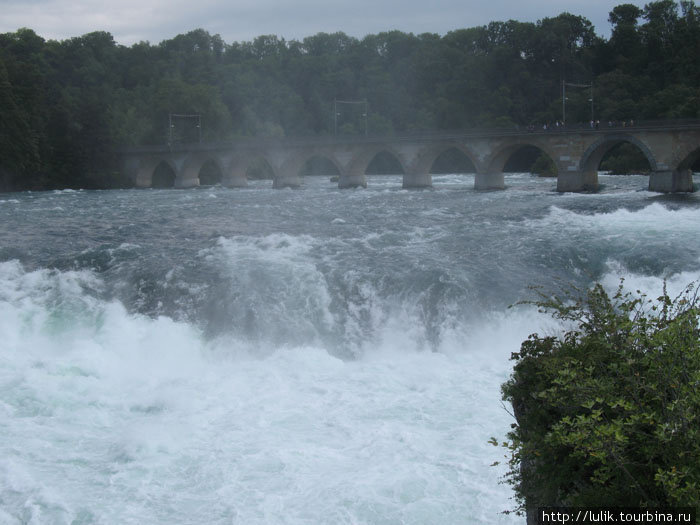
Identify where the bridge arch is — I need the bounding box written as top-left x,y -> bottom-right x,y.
414,143 -> 480,176
366,150 -> 406,175
485,140 -> 560,175
347,145 -> 408,178
133,157 -> 176,188
137,158 -> 177,188
281,152 -> 343,179
179,155 -> 225,187
198,158 -> 225,185
478,140 -> 558,189
673,145 -> 700,173
151,160 -> 177,188
300,154 -> 342,176
245,155 -> 278,184
579,134 -> 657,174
338,146 -> 408,188
651,145 -> 700,192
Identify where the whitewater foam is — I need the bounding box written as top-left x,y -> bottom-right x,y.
600,258 -> 700,299
1,178 -> 698,524
0,259 -> 557,524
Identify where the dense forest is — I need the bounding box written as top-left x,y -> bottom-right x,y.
1,0 -> 700,190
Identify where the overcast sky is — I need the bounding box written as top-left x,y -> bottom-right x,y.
0,0 -> 649,46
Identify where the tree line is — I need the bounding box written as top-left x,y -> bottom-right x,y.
1,0 -> 700,190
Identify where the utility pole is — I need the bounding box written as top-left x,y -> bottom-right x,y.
334,100 -> 338,136
562,80 -> 566,127
362,100 -> 368,136
333,99 -> 368,136
562,81 -> 593,127
168,113 -> 202,144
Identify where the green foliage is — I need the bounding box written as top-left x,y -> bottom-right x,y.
600,142 -> 652,174
500,281 -> 700,512
531,153 -> 557,177
0,57 -> 40,189
2,1 -> 700,189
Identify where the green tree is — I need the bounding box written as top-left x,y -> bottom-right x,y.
608,4 -> 643,72
3,2 -> 700,189
640,0 -> 680,87
0,57 -> 40,189
499,282 -> 700,514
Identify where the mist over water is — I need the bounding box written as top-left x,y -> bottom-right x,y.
1,173 -> 699,524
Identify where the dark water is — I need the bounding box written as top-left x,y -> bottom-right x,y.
0,173 -> 698,524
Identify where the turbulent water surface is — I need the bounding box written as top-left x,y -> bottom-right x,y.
1,173 -> 699,524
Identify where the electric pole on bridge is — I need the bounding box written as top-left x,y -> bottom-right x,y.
168,113 -> 202,145
333,99 -> 368,136
562,81 -> 594,127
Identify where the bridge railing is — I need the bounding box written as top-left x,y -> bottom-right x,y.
376,118 -> 700,138
118,118 -> 700,153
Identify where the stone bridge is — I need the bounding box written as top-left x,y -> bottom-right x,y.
120,122 -> 700,192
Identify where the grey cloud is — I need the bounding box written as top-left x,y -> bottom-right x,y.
0,0 -> 646,45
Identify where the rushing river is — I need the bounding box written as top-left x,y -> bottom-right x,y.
0,173 -> 699,524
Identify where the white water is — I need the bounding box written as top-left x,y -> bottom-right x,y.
1,177 -> 699,524
0,258 -> 553,524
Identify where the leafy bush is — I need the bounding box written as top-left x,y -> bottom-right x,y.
498,281 -> 700,513
530,153 -> 557,177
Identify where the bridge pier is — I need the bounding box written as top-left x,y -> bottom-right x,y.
648,170 -> 695,193
273,174 -> 303,189
223,174 -> 248,188
474,172 -> 504,190
556,171 -> 598,192
339,173 -> 367,189
402,172 -> 432,188
135,171 -> 152,188
174,174 -> 200,189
